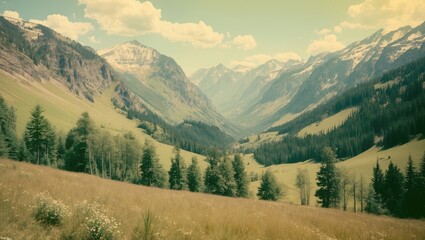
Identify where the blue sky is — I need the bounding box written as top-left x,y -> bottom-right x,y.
1,0 -> 424,75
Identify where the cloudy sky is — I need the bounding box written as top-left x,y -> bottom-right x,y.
2,0 -> 425,75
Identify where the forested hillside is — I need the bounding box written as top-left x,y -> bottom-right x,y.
126,107 -> 234,155
252,57 -> 425,166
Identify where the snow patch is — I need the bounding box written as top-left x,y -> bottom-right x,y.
5,17 -> 43,41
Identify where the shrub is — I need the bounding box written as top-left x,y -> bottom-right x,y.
33,193 -> 70,226
79,201 -> 120,240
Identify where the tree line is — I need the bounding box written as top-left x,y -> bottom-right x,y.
125,107 -> 234,156
0,100 -> 250,198
253,56 -> 425,166
312,147 -> 425,219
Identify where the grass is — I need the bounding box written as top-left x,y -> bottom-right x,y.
0,72 -> 206,170
1,159 -> 424,240
245,138 -> 425,205
297,107 -> 358,137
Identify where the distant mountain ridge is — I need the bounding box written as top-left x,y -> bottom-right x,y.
190,59 -> 303,116
99,41 -> 243,136
191,22 -> 425,133
0,16 -> 115,102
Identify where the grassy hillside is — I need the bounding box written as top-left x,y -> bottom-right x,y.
297,107 -> 358,137
1,159 -> 424,240
0,72 -> 206,170
246,138 -> 425,205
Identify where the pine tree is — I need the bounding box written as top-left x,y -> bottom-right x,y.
219,157 -> 237,197
257,169 -> 282,201
365,185 -> 385,215
419,152 -> 425,217
140,139 -> 167,188
204,152 -> 225,195
0,97 -> 18,159
315,147 -> 340,208
371,160 -> 385,205
64,112 -> 96,172
24,104 -> 56,165
187,157 -> 203,192
168,147 -> 187,190
403,156 -> 420,218
232,154 -> 249,198
384,161 -> 404,217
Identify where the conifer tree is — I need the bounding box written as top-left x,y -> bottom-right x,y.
232,154 -> 249,198
365,186 -> 385,215
168,147 -> 187,190
140,139 -> 167,188
64,112 -> 95,172
257,169 -> 282,201
204,151 -> 225,195
187,157 -> 203,192
0,97 -> 18,159
384,161 -> 404,216
219,157 -> 237,197
24,104 -> 56,165
419,152 -> 425,217
403,156 -> 420,218
371,160 -> 385,206
315,147 -> 340,208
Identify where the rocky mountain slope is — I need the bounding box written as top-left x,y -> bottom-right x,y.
99,41 -> 229,129
0,16 -> 115,102
190,59 -> 302,117
192,22 -> 425,133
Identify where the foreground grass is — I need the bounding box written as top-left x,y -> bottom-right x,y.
1,159 -> 424,239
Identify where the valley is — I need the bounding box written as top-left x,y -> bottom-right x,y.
1,5 -> 425,239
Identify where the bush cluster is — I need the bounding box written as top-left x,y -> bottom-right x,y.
77,201 -> 120,240
33,193 -> 70,226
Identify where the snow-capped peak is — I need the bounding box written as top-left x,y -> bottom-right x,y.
4,16 -> 43,41
99,41 -> 160,71
232,65 -> 251,73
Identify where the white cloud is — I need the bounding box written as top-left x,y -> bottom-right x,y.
2,10 -> 22,20
334,26 -> 342,33
30,14 -> 93,40
230,52 -> 302,68
306,34 -> 345,56
78,0 -> 224,48
232,34 -> 257,50
344,0 -> 425,31
88,35 -> 100,43
315,28 -> 331,35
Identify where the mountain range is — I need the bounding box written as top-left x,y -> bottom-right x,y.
1,14 -> 425,141
191,22 -> 425,133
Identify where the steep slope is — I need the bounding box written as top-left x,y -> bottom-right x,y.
267,23 -> 425,128
0,71 -> 206,170
0,16 -> 115,102
219,23 -> 425,132
252,56 -> 425,166
190,59 -> 302,118
99,41 -> 225,128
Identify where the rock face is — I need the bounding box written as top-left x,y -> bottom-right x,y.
0,16 -> 115,102
99,41 -> 225,126
191,22 -> 425,133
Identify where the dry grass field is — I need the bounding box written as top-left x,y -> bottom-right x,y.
246,138 -> 425,205
0,72 -> 205,170
1,159 -> 425,240
297,107 -> 358,137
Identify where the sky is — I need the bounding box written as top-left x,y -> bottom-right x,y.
1,0 -> 425,75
